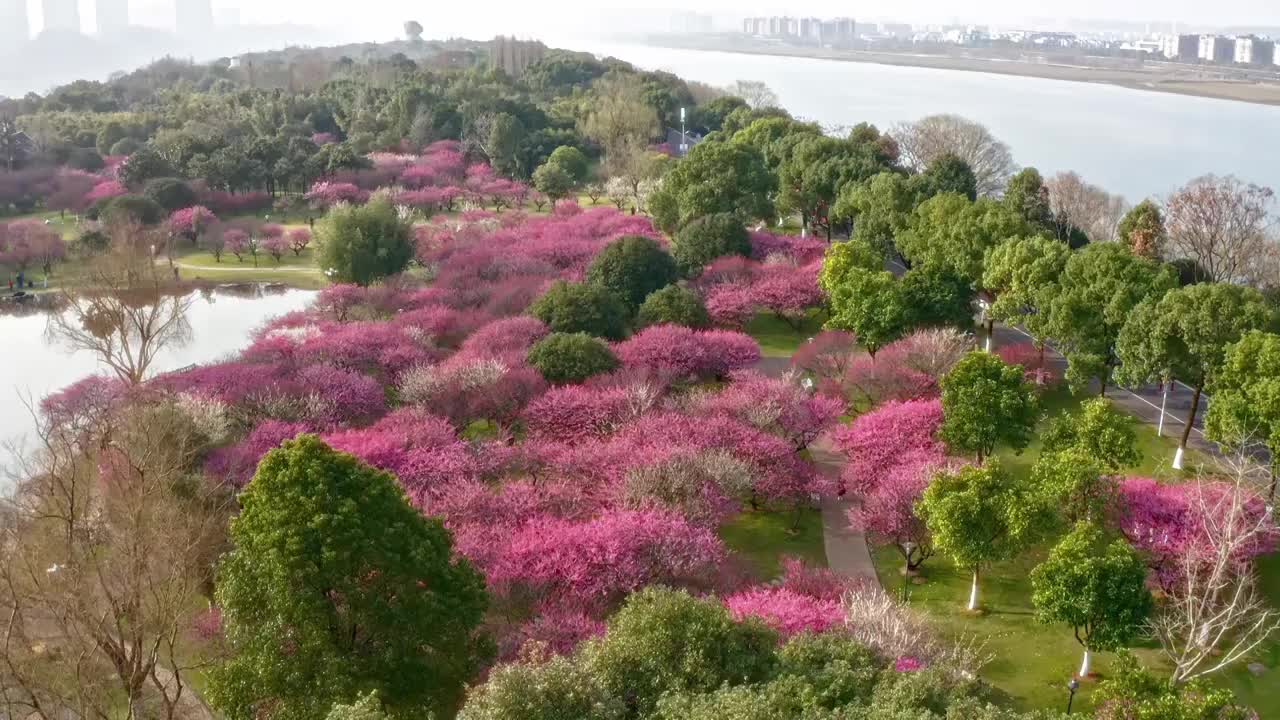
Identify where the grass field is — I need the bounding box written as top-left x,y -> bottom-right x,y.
743,310 -> 828,358
720,507 -> 828,580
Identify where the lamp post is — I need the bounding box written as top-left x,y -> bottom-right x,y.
901,541 -> 915,602
977,298 -> 992,352
1066,677 -> 1080,714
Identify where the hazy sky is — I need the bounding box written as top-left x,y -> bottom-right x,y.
12,0 -> 1280,37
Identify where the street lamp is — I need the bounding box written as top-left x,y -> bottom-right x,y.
976,297 -> 992,352
800,377 -> 815,395
901,541 -> 915,602
1066,677 -> 1080,714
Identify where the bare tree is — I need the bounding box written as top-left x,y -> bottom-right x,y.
46,222 -> 192,386
581,73 -> 660,159
891,114 -> 1017,197
1046,171 -> 1129,243
1165,174 -> 1276,285
1149,447 -> 1280,685
725,80 -> 779,109
0,392 -> 231,720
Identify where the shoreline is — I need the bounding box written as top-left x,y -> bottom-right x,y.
640,39 -> 1280,107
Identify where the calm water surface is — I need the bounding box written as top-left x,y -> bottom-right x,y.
573,41 -> 1280,201
0,285 -> 316,477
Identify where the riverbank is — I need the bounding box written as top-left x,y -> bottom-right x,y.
642,37 -> 1280,107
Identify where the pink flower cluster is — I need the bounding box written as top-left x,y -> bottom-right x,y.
613,324 -> 761,382
1114,477 -> 1279,591
724,558 -> 851,637
996,341 -> 1059,387
304,181 -> 370,208
696,256 -> 825,328
688,370 -> 843,450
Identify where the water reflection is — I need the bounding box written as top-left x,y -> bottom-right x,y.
1,283 -> 316,476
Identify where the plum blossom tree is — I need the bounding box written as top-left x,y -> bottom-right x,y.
222,228 -> 250,262
168,205 -> 217,245
688,370 -> 842,450
287,227 -> 313,256
613,325 -> 761,382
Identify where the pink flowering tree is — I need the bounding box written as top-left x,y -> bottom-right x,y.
689,370 -> 842,450
1114,476 -> 1279,592
614,325 -> 762,383
222,229 -> 250,262
304,181 -> 369,208
169,206 -> 217,245
287,228 -> 312,256
725,587 -> 845,637
0,220 -> 68,275
260,234 -> 289,263
85,180 -> 127,205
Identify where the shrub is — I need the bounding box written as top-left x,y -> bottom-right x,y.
586,235 -> 678,310
316,195 -> 414,286
547,145 -> 590,183
143,177 -> 197,211
673,213 -> 752,277
529,280 -> 629,340
637,285 -> 711,328
527,332 -> 620,384
108,137 -> 142,156
66,147 -> 105,172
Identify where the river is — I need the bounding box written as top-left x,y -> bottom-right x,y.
0,285 -> 316,478
567,41 -> 1280,202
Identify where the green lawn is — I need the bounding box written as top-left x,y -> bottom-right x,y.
170,247 -> 329,289
863,382 -> 1275,715
720,507 -> 827,580
743,310 -> 828,358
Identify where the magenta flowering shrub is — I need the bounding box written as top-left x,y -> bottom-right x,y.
748,230 -> 826,264
696,255 -> 824,329
169,206 -> 217,240
492,509 -> 727,611
833,399 -> 944,494
497,609 -> 605,660
205,419 -> 312,487
458,316 -> 550,364
688,370 -> 843,450
324,408 -> 477,496
613,324 -> 761,382
85,179 -> 127,204
894,656 -> 926,672
524,384 -> 641,444
1114,477 -> 1278,591
158,362 -> 383,427
997,341 -> 1059,387
726,587 -> 845,637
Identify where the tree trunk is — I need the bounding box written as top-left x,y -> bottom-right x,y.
1174,382 -> 1203,470
1078,648 -> 1091,677
967,568 -> 980,611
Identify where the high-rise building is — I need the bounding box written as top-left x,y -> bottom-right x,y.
1161,33 -> 1199,60
1233,36 -> 1275,65
1198,35 -> 1235,63
42,0 -> 81,33
175,0 -> 213,34
1,0 -> 30,47
96,0 -> 129,35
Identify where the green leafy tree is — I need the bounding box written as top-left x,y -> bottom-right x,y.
532,161 -> 575,203
825,267 -> 910,357
895,193 -> 1032,286
649,141 -> 775,232
900,265 -> 976,331
672,213 -> 752,277
457,654 -> 621,720
315,194 -> 414,286
527,332 -> 620,383
1093,653 -> 1255,720
730,116 -> 821,172
118,145 -> 177,188
1206,330 -> 1280,498
582,72 -> 660,160
777,135 -> 892,240
1031,523 -> 1153,678
1041,397 -> 1140,473
917,152 -> 978,201
1115,282 -> 1274,468
208,436 -> 489,720
529,280 -> 629,340
818,237 -> 883,292
1042,242 -> 1177,395
1002,167 -> 1056,232
484,113 -> 526,177
1030,447 -> 1112,524
142,177 -> 197,211
582,588 -> 778,718
637,285 -> 711,328
547,145 -> 590,183
981,235 -> 1071,357
831,171 -> 917,259
918,461 -> 1053,610
1116,199 -> 1166,261
587,235 -> 679,310
101,194 -> 165,225
326,693 -> 388,720
940,352 -> 1039,463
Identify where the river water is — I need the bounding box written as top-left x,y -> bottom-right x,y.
570,41 -> 1280,202
0,285 -> 316,477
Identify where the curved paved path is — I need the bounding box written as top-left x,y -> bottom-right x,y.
755,352 -> 880,586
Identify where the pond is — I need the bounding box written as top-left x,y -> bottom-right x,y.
0,284 -> 317,478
